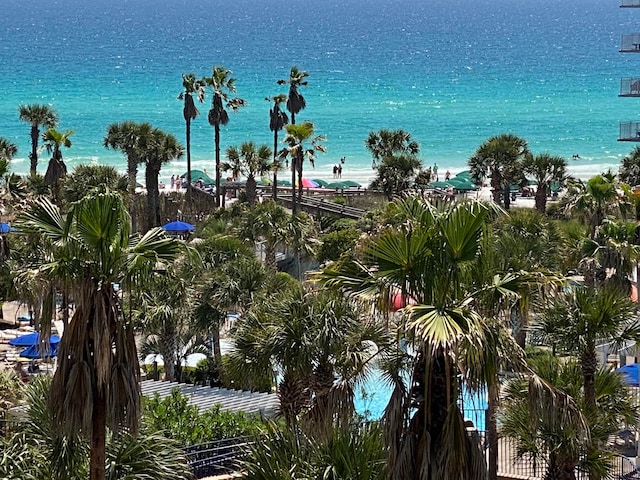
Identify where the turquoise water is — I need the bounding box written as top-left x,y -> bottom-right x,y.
355,374 -> 487,429
1,0 -> 639,185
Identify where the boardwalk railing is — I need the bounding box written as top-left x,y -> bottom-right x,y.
183,436 -> 255,478
278,194 -> 366,219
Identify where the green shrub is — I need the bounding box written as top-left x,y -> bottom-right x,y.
142,388 -> 267,446
317,228 -> 361,264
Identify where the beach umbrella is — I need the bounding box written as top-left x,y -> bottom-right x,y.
180,169 -> 215,186
258,177 -> 272,186
312,178 -> 330,187
340,180 -> 361,188
299,178 -> 319,188
327,181 -> 349,188
9,332 -> 61,347
428,180 -> 454,189
162,220 -> 195,233
277,179 -> 292,187
19,342 -> 58,359
0,223 -> 12,234
616,363 -> 639,387
447,177 -> 479,191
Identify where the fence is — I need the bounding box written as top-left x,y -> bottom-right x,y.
183,436 -> 255,479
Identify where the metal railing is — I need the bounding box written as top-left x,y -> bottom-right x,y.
183,436 -> 255,478
621,0 -> 640,8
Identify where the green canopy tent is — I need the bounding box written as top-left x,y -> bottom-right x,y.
447,177 -> 478,191
181,169 -> 215,186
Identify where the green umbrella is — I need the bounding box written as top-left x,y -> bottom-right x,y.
428,181 -> 454,189
447,177 -> 478,191
312,178 -> 330,187
340,180 -> 361,188
180,169 -> 215,186
278,179 -> 292,187
327,181 -> 349,188
258,177 -> 272,186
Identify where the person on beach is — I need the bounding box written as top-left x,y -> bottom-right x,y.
433,163 -> 439,181
338,164 -> 342,178
333,165 -> 338,178
170,175 -> 175,189
445,169 -> 451,181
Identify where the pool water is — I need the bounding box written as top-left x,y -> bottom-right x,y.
354,375 -> 487,430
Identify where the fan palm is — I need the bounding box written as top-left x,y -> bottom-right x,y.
317,195 -> 530,480
469,133 -> 529,210
0,137 -> 17,162
365,128 -> 420,167
142,128 -> 184,228
223,142 -> 273,204
267,93 -> 289,200
42,127 -> 74,204
18,103 -> 59,176
15,191 -> 185,480
178,73 -> 206,200
104,121 -> 153,232
277,66 -> 309,125
205,65 -> 246,208
522,152 -> 567,214
279,121 -> 326,211
62,164 -> 127,204
619,145 -> 640,187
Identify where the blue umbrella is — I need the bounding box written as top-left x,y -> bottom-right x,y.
9,332 -> 61,347
616,363 -> 639,387
161,221 -> 195,233
0,223 -> 11,234
20,343 -> 58,359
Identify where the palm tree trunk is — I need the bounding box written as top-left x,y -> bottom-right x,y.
215,125 -> 221,209
273,130 -> 279,201
487,382 -> 499,480
90,386 -> 106,480
291,155 -> 297,214
30,125 -> 39,176
128,160 -> 138,233
503,185 -> 511,210
581,349 -> 597,411
186,117 -> 193,212
212,325 -> 223,374
535,184 -> 547,214
145,166 -> 161,228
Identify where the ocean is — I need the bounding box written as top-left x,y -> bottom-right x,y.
1,0 -> 640,186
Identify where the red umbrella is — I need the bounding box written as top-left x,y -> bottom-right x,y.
300,178 -> 319,188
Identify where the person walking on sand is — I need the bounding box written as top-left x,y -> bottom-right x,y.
445,169 -> 450,181
433,163 -> 439,181
170,175 -> 175,189
333,165 -> 338,178
338,164 -> 342,178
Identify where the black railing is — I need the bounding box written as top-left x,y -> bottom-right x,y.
621,34 -> 640,52
183,436 -> 254,479
621,78 -> 640,97
619,121 -> 640,141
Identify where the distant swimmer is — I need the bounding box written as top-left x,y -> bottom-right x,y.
572,154 -> 581,160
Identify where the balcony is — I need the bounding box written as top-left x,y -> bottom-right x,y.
620,78 -> 640,96
620,34 -> 640,52
621,0 -> 640,7
619,121 -> 640,141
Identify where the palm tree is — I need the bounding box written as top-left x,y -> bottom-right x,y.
370,154 -> 423,200
15,191 -> 185,480
365,128 -> 420,167
104,121 -> 153,232
18,104 -> 58,176
62,164 -> 127,204
178,73 -> 206,204
501,351 -> 633,480
532,285 -> 637,416
619,145 -> 640,187
0,137 -> 17,163
318,195 -> 524,479
522,152 -> 567,214
277,66 -> 309,126
469,133 -> 529,210
267,94 -> 289,200
223,142 -> 273,204
143,128 -> 184,228
279,122 -> 326,212
563,173 -> 631,240
42,127 -> 74,203
205,65 -> 246,208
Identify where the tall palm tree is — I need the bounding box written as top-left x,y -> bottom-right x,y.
15,191 -> 185,480
280,122 -> 326,212
370,154 -> 423,200
522,153 -> 567,214
42,127 -> 74,204
18,104 -> 58,176
469,133 -> 529,210
318,195 -> 527,480
365,128 -> 420,167
267,93 -> 289,200
178,73 -> 206,204
277,66 -> 309,126
143,128 -> 184,228
104,121 -> 153,232
223,142 -> 273,204
205,65 -> 246,208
